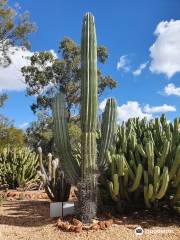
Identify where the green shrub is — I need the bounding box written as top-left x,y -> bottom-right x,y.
0,147 -> 38,189
100,115 -> 180,211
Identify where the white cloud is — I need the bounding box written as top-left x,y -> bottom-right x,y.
144,104 -> 176,113
0,46 -> 32,91
99,98 -> 107,111
117,101 -> 152,122
99,99 -> 152,122
99,99 -> 176,123
133,62 -> 148,76
18,122 -> 29,129
163,83 -> 180,96
149,20 -> 180,78
117,55 -> 130,72
0,46 -> 58,92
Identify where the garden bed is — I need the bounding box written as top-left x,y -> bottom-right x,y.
0,191 -> 179,240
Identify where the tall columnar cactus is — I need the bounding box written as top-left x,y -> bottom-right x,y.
52,13 -> 117,223
78,13 -> 98,222
37,147 -> 71,202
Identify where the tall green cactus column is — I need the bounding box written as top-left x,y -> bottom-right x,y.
78,12 -> 98,223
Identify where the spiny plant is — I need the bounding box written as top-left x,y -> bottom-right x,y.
0,147 -> 38,188
37,147 -> 71,202
52,12 -> 117,223
107,115 -> 180,211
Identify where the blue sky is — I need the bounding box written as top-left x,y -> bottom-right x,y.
0,0 -> 180,127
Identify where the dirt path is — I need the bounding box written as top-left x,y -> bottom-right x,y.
0,199 -> 180,240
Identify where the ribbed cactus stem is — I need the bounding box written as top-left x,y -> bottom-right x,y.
156,167 -> 169,199
52,93 -> 80,185
108,174 -> 119,201
98,98 -> 117,170
48,153 -> 52,180
169,145 -> 180,180
79,12 -> 98,223
146,141 -> 154,176
128,163 -> 143,192
154,165 -> 160,194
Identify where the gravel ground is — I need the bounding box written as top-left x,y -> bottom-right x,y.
0,198 -> 180,240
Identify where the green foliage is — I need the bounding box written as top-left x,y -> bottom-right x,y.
0,117 -> 25,151
0,147 -> 38,188
37,147 -> 71,202
105,115 -> 180,211
21,37 -> 117,114
0,0 -> 36,66
25,112 -> 53,154
25,112 -> 81,154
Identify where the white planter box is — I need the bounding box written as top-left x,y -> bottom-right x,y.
50,201 -> 74,218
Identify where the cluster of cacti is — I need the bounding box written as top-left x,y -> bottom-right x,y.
37,147 -> 71,202
51,13 -> 117,223
107,115 -> 180,210
0,147 -> 38,188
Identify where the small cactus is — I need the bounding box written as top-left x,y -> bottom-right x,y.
37,147 -> 71,202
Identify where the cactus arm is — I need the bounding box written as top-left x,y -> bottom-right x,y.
172,167 -> 180,187
157,140 -> 170,168
144,186 -> 151,208
153,165 -> 160,194
136,144 -> 146,158
124,158 -> 135,180
156,167 -> 169,200
128,164 -> 143,192
145,141 -> 154,176
52,93 -> 80,185
143,170 -> 149,185
148,184 -> 154,199
98,98 -> 117,170
48,153 -> 52,181
108,174 -> 119,201
169,145 -> 180,180
116,154 -> 125,176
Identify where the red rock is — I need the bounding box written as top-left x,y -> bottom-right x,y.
72,218 -> 82,227
74,225 -> 82,233
69,225 -> 76,231
105,219 -> 113,228
91,224 -> 100,230
57,218 -> 62,228
99,221 -> 106,230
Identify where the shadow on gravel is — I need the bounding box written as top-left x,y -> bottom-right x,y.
0,200 -> 55,227
0,200 -> 180,229
113,208 -> 180,229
